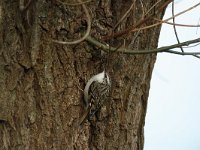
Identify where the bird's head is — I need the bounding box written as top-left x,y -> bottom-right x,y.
95,71 -> 110,85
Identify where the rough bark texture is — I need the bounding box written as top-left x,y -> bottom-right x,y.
0,0 -> 167,149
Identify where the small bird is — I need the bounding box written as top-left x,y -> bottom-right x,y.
79,71 -> 111,125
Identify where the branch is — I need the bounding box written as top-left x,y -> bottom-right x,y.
86,36 -> 200,55
56,0 -> 92,6
156,19 -> 200,27
52,1 -> 200,57
172,0 -> 184,52
131,2 -> 200,33
114,1 -> 136,29
102,0 -> 173,40
102,1 -> 200,40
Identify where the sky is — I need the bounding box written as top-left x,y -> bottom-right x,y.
144,1 -> 200,150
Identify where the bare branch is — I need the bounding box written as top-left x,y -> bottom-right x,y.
51,0 -> 200,58
144,0 -> 162,16
19,0 -> 32,11
166,50 -> 200,56
156,20 -> 200,27
102,1 -> 200,40
56,0 -> 92,6
102,0 -> 173,40
172,0 -> 184,52
114,1 -> 136,29
86,35 -> 200,55
131,2 -> 200,33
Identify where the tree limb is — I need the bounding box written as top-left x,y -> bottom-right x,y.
86,36 -> 200,55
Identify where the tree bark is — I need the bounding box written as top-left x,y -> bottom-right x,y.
0,0 -> 167,149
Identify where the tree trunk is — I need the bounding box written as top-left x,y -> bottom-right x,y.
0,0 -> 167,149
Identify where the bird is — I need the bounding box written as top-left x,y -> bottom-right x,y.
79,71 -> 111,125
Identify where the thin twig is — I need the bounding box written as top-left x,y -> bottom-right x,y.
171,1 -> 199,59
86,35 -> 200,55
144,0 -> 162,16
139,0 -> 145,18
19,0 -> 32,11
131,2 -> 200,33
56,0 -> 92,6
102,0 -> 172,40
166,50 -> 200,56
183,43 -> 200,48
157,20 -> 200,27
52,0 -> 91,45
192,55 -> 200,59
114,1 -> 136,29
172,0 -> 184,52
